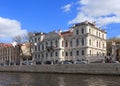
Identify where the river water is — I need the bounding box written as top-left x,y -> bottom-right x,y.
0,72 -> 120,86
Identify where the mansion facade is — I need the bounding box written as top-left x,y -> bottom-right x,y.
31,21 -> 107,63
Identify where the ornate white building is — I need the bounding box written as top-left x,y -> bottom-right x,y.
31,21 -> 107,63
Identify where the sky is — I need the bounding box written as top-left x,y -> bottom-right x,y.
0,0 -> 120,42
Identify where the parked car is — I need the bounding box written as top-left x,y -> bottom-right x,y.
74,60 -> 86,64
59,60 -> 73,64
36,61 -> 41,65
22,62 -> 27,65
109,60 -> 119,63
29,62 -> 34,65
90,60 -> 103,63
45,61 -> 52,64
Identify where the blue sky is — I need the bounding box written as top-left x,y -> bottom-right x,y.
0,0 -> 120,42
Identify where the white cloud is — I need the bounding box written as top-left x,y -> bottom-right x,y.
0,17 -> 27,38
62,4 -> 72,12
68,0 -> 120,26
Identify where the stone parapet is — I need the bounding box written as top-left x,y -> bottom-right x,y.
0,63 -> 120,75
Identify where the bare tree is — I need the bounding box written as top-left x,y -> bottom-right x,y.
12,35 -> 22,43
12,32 -> 33,43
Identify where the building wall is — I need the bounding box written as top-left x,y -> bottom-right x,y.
32,21 -> 107,63
0,44 -> 21,65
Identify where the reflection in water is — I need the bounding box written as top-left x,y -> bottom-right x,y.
0,72 -> 120,86
58,76 -> 66,86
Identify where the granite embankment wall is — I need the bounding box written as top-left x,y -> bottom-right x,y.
0,63 -> 120,75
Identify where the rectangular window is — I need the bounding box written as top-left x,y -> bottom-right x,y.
76,51 -> 79,56
82,50 -> 84,55
70,41 -> 73,47
81,28 -> 84,34
51,41 -> 53,46
76,29 -> 79,35
82,39 -> 84,45
99,32 -> 100,37
38,54 -> 40,58
46,53 -> 48,57
89,29 -> 91,34
70,51 -> 72,56
89,50 -> 91,56
66,52 -> 68,56
62,52 -> 64,56
65,41 -> 68,47
46,42 -> 48,47
99,42 -> 101,48
55,52 -> 58,56
35,46 -> 37,51
103,43 -> 104,49
102,34 -> 104,38
56,40 -> 58,47
42,44 -> 44,50
89,39 -> 91,45
42,54 -> 44,58
35,38 -> 37,42
96,31 -> 98,36
38,45 -> 40,51
76,39 -> 79,46
96,41 -> 98,47
51,52 -> 53,57
62,41 -> 64,47
35,54 -> 37,58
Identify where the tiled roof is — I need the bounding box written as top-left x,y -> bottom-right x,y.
0,43 -> 12,47
61,30 -> 73,37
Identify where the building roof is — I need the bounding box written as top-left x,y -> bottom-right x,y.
33,32 -> 46,36
0,43 -> 12,47
61,30 -> 73,37
72,21 -> 106,33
